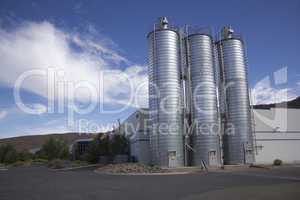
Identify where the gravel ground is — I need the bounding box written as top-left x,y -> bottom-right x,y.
96,163 -> 166,173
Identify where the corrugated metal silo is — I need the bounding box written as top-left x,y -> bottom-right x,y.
187,32 -> 221,166
217,27 -> 255,164
147,17 -> 184,167
214,44 -> 226,116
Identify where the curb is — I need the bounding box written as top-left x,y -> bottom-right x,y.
229,172 -> 300,182
94,169 -> 202,176
0,168 -> 8,171
50,164 -> 101,172
249,165 -> 272,169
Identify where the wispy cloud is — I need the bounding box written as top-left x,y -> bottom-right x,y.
0,110 -> 8,120
251,76 -> 297,105
17,124 -> 72,136
29,104 -> 47,115
0,20 -> 148,108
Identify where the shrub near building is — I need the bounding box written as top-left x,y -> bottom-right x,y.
0,144 -> 33,165
39,137 -> 70,160
83,133 -> 129,164
0,138 -> 71,167
0,144 -> 18,164
85,133 -> 110,164
111,134 -> 129,156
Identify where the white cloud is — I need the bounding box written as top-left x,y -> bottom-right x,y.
251,76 -> 297,105
0,110 -> 8,120
0,21 -> 148,109
30,103 -> 47,115
18,124 -> 72,136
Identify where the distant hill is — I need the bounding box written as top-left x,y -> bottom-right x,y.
252,96 -> 300,109
0,133 -> 96,152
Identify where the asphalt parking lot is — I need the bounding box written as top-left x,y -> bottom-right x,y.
1,165 -> 300,200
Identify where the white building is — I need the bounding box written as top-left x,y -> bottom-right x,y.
123,106 -> 300,166
253,107 -> 300,164
122,109 -> 150,165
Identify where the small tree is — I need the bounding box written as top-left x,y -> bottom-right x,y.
111,134 -> 129,156
73,143 -> 81,160
18,151 -> 33,161
34,149 -> 47,160
4,150 -> 18,164
41,137 -> 70,160
98,133 -> 110,156
85,133 -> 110,163
0,144 -> 18,164
86,139 -> 100,163
0,144 -> 7,163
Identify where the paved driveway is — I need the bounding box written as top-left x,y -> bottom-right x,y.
0,165 -> 300,200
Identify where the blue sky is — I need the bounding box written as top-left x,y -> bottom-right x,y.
0,0 -> 299,138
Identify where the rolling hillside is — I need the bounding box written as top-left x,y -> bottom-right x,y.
0,133 -> 96,152
252,96 -> 300,109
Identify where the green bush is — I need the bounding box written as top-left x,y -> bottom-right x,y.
34,149 -> 47,160
72,160 -> 82,166
40,137 -> 70,160
73,143 -> 81,160
82,133 -> 129,164
71,160 -> 88,167
273,159 -> 283,166
32,158 -> 48,164
4,150 -> 18,164
111,134 -> 129,156
18,151 -> 34,161
85,133 -> 111,164
86,140 -> 100,163
97,133 -> 110,156
12,160 -> 32,167
0,144 -> 18,164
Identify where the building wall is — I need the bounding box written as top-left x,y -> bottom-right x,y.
130,136 -> 150,165
124,107 -> 300,166
122,109 -> 150,165
253,108 -> 300,164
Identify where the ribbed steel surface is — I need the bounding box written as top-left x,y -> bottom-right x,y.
148,29 -> 184,167
215,43 -> 226,115
187,34 -> 221,166
218,38 -> 254,164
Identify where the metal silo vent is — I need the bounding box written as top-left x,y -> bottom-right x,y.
159,16 -> 169,29
222,26 -> 234,39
